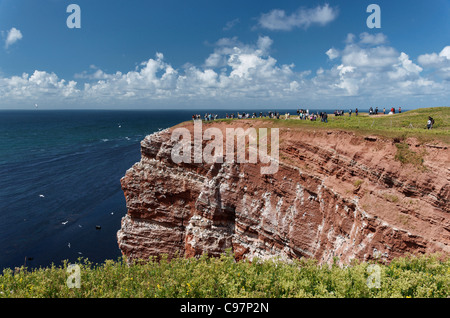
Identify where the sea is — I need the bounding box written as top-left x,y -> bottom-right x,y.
0,108 -> 363,270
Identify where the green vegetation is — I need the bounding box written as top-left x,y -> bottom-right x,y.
394,142 -> 426,169
353,179 -> 364,188
384,194 -> 399,203
1,252 -> 448,298
207,107 -> 450,144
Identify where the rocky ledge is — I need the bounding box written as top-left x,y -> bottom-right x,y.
117,120 -> 449,265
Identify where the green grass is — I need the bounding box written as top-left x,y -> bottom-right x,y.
353,180 -> 364,188
205,107 -> 450,144
384,194 -> 399,203
394,142 -> 426,169
1,252 -> 448,298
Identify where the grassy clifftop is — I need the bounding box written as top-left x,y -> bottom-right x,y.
206,106 -> 449,144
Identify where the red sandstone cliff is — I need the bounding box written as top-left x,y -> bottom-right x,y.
117,120 -> 450,265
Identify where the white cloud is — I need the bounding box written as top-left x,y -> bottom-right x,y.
223,18 -> 240,31
440,46 -> 450,59
1,33 -> 449,108
418,46 -> 450,80
258,4 -> 338,31
0,70 -> 79,101
359,32 -> 387,45
4,27 -> 23,48
74,35 -> 448,103
418,52 -> 442,66
257,35 -> 273,54
388,52 -> 422,80
341,45 -> 398,69
418,46 -> 450,67
345,33 -> 356,44
311,33 -> 444,98
326,48 -> 339,60
79,37 -> 304,103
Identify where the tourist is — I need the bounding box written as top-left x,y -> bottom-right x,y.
427,116 -> 434,129
355,108 -> 358,116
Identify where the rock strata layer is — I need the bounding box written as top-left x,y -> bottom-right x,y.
117,121 -> 450,265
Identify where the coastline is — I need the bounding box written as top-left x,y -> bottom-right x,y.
117,107 -> 450,265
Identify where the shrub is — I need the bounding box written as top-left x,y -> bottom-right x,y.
0,253 -> 448,298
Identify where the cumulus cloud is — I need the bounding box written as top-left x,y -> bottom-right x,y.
326,48 -> 339,60
359,32 -> 387,45
71,34 -> 449,103
0,33 -> 448,108
388,52 -> 423,80
79,36 -> 306,104
257,4 -> 338,31
418,46 -> 450,66
341,45 -> 398,69
311,33 -> 442,98
0,70 -> 79,102
4,27 -> 23,49
418,46 -> 450,80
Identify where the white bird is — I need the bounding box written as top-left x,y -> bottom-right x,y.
68,243 -> 71,248
39,194 -> 45,198
62,221 -> 68,225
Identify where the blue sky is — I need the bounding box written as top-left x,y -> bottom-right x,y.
0,0 -> 449,109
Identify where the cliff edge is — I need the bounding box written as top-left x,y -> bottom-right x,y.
117,119 -> 449,265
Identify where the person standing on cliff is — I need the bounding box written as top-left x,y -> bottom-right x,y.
355,108 -> 358,116
427,116 -> 434,129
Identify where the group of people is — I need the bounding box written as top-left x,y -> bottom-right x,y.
368,106 -> 402,115
192,107 -> 435,130
296,109 -> 328,122
192,111 -> 284,121
296,109 -> 325,121
192,113 -> 219,121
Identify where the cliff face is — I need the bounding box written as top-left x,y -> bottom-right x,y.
117,120 -> 450,265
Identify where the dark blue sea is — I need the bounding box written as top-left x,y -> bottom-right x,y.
0,108 -> 367,270
0,109 -> 192,270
